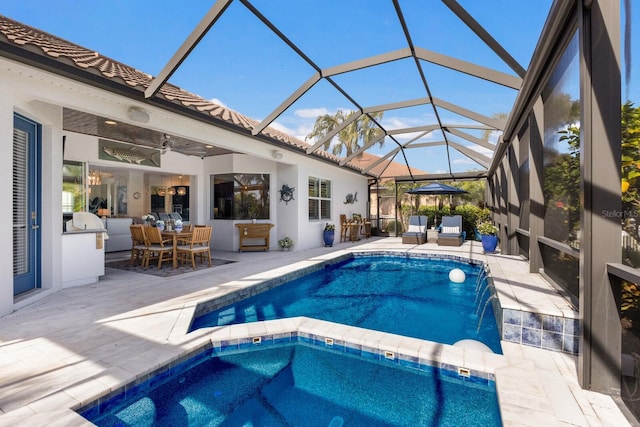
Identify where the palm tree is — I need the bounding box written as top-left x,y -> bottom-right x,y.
306,110 -> 384,157
482,112 -> 509,141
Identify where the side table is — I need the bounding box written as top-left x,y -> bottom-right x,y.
427,228 -> 439,243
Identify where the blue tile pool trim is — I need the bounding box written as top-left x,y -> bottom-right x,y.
501,308 -> 579,354
192,253 -> 353,318
191,249 -> 576,356
78,330 -> 496,420
192,251 -> 484,320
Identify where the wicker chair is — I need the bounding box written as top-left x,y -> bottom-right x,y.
402,215 -> 427,244
437,215 -> 464,246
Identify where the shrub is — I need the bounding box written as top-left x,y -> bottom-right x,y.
385,220 -> 404,234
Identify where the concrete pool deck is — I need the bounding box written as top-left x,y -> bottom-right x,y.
0,238 -> 631,426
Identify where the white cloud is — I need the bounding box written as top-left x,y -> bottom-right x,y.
453,158 -> 475,164
270,120 -> 316,142
209,98 -> 228,108
268,121 -> 294,134
380,113 -> 437,130
294,107 -> 331,118
465,144 -> 495,157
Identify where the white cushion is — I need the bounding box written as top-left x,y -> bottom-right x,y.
442,226 -> 459,234
407,224 -> 425,233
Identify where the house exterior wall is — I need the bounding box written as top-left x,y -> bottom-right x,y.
207,152 -> 368,252
294,159 -> 368,250
0,55 -> 369,315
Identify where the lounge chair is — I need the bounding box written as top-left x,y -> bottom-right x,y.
437,215 -> 464,246
402,215 -> 428,244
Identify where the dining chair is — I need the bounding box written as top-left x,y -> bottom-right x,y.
129,224 -> 148,265
143,226 -> 174,269
361,219 -> 372,239
176,223 -> 195,245
339,214 -> 349,242
177,226 -> 212,269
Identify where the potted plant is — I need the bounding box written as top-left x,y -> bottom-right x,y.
278,236 -> 293,251
477,221 -> 499,253
141,214 -> 155,226
323,223 -> 335,247
155,219 -> 165,231
174,219 -> 183,232
248,206 -> 261,223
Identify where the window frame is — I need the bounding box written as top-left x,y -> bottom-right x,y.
308,176 -> 331,221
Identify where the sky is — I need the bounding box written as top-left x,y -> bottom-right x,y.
1,1 -> 636,175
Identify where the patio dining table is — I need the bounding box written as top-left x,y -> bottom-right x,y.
161,230 -> 192,268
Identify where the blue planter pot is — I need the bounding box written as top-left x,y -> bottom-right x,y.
481,234 -> 498,253
323,230 -> 335,247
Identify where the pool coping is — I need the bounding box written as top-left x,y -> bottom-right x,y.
165,248 -> 583,425
76,249 -> 510,422
1,243 -> 613,427
173,249 -> 487,340
78,317 -> 504,420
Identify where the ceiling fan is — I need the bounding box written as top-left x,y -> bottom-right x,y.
160,134 -> 208,159
160,134 -> 172,155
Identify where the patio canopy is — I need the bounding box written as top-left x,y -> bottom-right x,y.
407,183 -> 468,196
0,1 -> 553,181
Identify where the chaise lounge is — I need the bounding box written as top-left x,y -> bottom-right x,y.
402,215 -> 428,244
437,215 -> 464,246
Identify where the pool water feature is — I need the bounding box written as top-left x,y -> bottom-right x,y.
192,255 -> 502,354
81,343 -> 502,426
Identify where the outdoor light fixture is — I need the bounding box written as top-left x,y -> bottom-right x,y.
167,175 -> 176,196
127,106 -> 150,123
177,175 -> 187,196
88,170 -> 101,186
272,150 -> 283,160
156,186 -> 167,197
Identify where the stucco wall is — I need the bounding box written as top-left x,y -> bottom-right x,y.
0,56 -> 370,315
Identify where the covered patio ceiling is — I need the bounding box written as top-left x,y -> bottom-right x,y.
143,0 -> 550,181
0,0 -> 552,181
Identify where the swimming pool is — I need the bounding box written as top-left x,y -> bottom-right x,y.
191,254 -> 502,354
81,342 -> 502,426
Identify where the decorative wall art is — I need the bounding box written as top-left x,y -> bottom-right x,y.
99,139 -> 161,167
279,184 -> 295,204
344,192 -> 358,204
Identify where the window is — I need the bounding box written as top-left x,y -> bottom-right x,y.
211,174 -> 270,220
308,177 -> 331,220
542,32 -> 580,247
62,161 -> 85,214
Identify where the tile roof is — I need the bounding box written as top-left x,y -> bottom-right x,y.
0,15 -> 368,172
348,152 -> 426,179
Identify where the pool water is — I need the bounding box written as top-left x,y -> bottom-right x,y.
192,255 -> 502,354
83,344 -> 502,426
